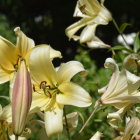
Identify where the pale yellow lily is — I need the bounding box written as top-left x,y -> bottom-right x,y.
29,46 -> 92,136
65,0 -> 112,44
0,27 -> 62,84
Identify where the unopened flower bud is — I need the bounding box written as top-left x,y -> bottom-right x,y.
12,60 -> 32,136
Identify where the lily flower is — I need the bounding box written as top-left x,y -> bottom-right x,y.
0,27 -> 62,84
98,58 -> 140,109
123,117 -> 140,140
90,131 -> 103,140
0,104 -> 12,140
65,0 -> 112,44
29,46 -> 92,136
12,60 -> 32,136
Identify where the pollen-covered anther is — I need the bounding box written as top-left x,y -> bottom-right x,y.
39,81 -> 52,98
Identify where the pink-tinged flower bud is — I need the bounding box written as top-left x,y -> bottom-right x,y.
12,60 -> 32,136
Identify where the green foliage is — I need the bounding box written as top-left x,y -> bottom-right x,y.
0,14 -> 16,43
119,23 -> 131,33
134,32 -> 140,53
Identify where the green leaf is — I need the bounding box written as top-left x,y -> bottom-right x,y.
0,96 -> 10,101
120,23 -> 131,33
134,32 -> 140,53
110,46 -> 133,53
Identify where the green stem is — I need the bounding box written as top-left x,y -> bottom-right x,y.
15,135 -> 18,140
112,18 -> 131,49
64,107 -> 71,140
57,134 -> 60,140
79,102 -> 100,133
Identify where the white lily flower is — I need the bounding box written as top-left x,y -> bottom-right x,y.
29,46 -> 92,136
10,135 -> 27,140
98,58 -> 140,109
123,117 -> 140,140
107,105 -> 131,129
90,131 -> 103,140
66,0 -> 112,45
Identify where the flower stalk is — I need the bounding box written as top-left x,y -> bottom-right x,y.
112,18 -> 130,49
64,107 -> 71,140
79,102 -> 100,133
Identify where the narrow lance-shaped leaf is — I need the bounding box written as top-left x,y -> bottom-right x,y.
134,32 -> 140,53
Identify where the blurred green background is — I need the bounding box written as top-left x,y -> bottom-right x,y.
0,0 -> 140,65
0,0 -> 139,139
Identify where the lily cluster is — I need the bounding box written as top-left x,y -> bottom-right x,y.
0,26 -> 92,139
0,0 -> 140,140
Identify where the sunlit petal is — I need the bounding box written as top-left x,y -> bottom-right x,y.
29,46 -> 57,86
14,27 -> 35,57
126,71 -> 140,94
35,44 -> 62,60
44,103 -> 63,136
65,18 -> 93,39
101,58 -> 120,99
0,36 -> 17,72
80,24 -> 97,43
31,92 -> 51,112
0,68 -> 10,84
57,82 -> 92,107
87,36 -> 111,49
57,61 -> 85,84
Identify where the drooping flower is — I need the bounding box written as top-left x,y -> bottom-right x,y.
29,46 -> 92,136
98,58 -> 140,109
12,60 -> 32,136
65,0 -> 112,47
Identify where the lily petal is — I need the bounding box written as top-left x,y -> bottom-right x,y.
29,46 -> 57,87
35,44 -> 62,60
126,71 -> 140,94
57,82 -> 92,107
0,36 -> 17,72
101,58 -> 120,99
14,27 -> 35,57
80,24 -> 97,43
0,68 -> 10,84
87,36 -> 111,49
57,61 -> 85,85
65,18 -> 93,39
31,92 -> 55,112
44,103 -> 63,136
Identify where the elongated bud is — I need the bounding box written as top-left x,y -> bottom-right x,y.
12,60 -> 32,136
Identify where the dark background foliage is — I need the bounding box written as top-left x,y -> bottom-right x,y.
0,0 -> 139,66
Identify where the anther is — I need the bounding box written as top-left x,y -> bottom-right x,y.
40,81 -> 47,89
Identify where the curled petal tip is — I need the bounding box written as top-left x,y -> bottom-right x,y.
14,27 -> 21,32
104,58 -> 117,69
